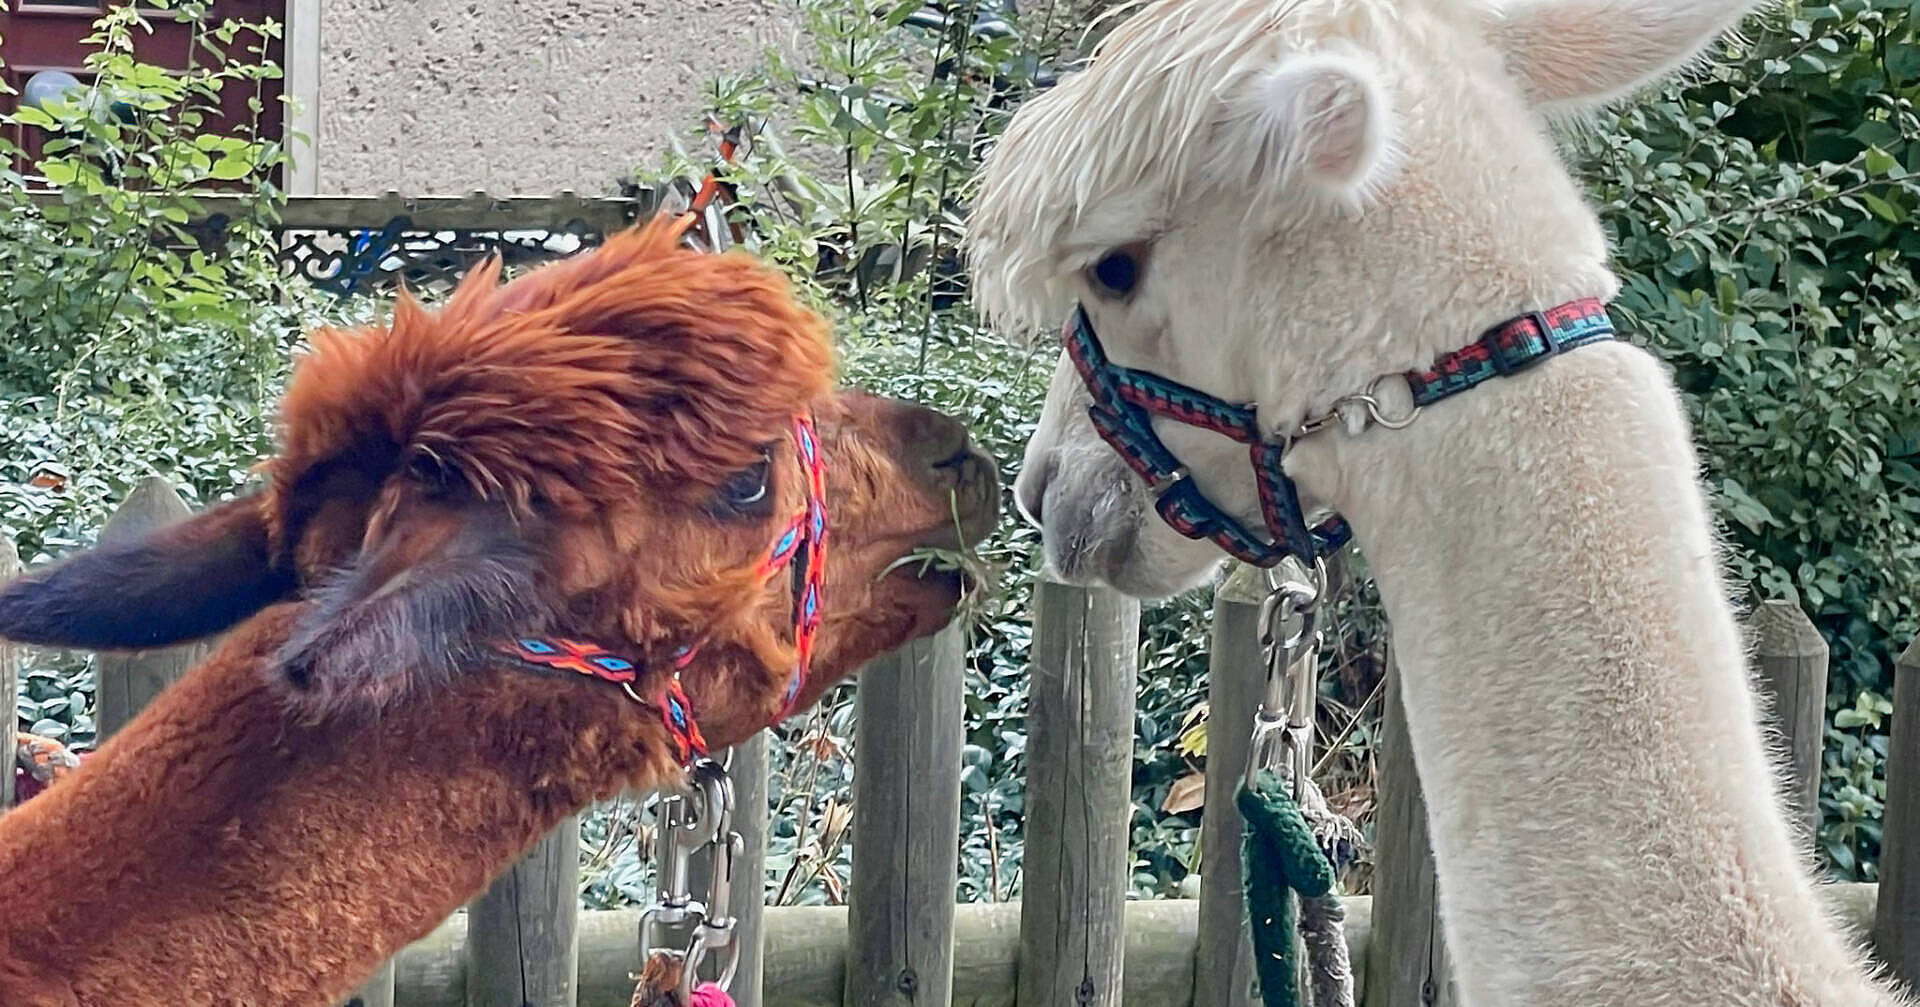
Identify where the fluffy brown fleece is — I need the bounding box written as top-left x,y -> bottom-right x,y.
0,213 -> 1000,1006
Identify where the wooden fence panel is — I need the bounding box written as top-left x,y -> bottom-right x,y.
1365,651 -> 1456,1007
1746,600 -> 1830,839
845,624 -> 964,1007
466,817 -> 582,1007
683,731 -> 771,1005
1018,579 -> 1140,1006
1874,638 -> 1920,986
94,477 -> 203,740
1194,570 -> 1263,1007
340,963 -> 395,1007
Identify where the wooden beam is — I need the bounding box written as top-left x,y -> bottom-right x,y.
1019,579 -> 1140,1006
339,962 -> 394,1007
384,887 -> 1890,1007
845,625 -> 965,1006
1194,565 -> 1266,1007
465,818 -> 582,1007
682,732 -> 771,1003
282,0 -> 323,195
27,191 -> 667,234
1874,638 -> 1920,985
1364,649 -> 1456,1007
94,477 -> 202,739
1746,599 -> 1830,839
731,730 -> 772,1005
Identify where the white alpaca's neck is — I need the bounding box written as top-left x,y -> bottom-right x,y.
1287,342 -> 1909,1005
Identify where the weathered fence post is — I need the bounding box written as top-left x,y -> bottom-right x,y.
1746,600 -> 1830,838
1018,579 -> 1140,1006
1,535 -> 19,810
339,963 -> 395,1007
683,731 -> 770,1005
95,477 -> 203,740
1366,647 -> 1457,1007
465,817 -> 581,1007
1873,639 -> 1920,985
1194,566 -> 1264,1007
846,624 -> 964,1007
75,481 -> 389,1007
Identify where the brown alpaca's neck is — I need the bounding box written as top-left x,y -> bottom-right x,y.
0,605 -> 676,1007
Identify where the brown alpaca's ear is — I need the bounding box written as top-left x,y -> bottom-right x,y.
0,494 -> 295,649
271,500 -> 551,717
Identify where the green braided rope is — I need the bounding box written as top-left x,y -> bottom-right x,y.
1238,770 -> 1337,1007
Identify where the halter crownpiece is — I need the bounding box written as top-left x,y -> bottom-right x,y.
493,412 -> 829,765
1065,297 -> 1616,568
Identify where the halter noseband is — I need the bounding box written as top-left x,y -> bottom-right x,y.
494,413 -> 829,764
1064,298 -> 1617,568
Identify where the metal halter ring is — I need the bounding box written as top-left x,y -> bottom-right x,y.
1293,375 -> 1423,440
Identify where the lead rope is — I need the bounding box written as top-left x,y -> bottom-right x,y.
1239,558 -> 1361,1007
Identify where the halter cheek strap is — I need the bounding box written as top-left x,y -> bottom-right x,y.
1066,298 -> 1616,568
494,413 -> 829,765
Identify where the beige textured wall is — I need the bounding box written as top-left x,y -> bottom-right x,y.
314,0 -> 797,195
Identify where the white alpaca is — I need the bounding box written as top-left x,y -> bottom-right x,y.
967,0 -> 1913,1003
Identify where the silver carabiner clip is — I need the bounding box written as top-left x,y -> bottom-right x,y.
1245,557 -> 1326,797
677,829 -> 745,999
636,758 -> 744,1000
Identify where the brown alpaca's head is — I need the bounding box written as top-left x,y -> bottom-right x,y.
0,216 -> 998,749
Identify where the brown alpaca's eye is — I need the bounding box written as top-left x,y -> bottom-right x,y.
719,457 -> 771,511
1088,249 -> 1140,299
406,452 -> 456,496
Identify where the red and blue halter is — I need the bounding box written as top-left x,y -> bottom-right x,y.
495,413 -> 829,764
1063,298 -> 1617,567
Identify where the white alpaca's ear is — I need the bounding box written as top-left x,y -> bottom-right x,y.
1496,0 -> 1757,112
1214,52 -> 1396,201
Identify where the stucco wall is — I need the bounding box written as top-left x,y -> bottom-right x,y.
314,0 -> 796,195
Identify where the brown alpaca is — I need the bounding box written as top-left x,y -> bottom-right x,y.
0,215 -> 1000,1007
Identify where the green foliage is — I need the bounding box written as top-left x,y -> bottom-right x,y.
0,1 -> 289,393
0,2 -> 312,746
1568,0 -> 1920,877
576,0 -> 1235,908
4,0 -> 1910,924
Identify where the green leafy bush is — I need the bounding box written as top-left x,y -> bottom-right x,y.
582,0 -> 1244,908
1569,0 -> 1920,878
0,1 -> 312,746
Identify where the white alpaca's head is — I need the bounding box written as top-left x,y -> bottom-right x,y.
974,0 -> 1748,595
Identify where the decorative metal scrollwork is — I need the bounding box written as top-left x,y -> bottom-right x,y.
279,217 -> 604,299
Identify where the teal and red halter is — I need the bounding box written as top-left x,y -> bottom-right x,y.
1063,298 -> 1616,567
495,413 -> 829,763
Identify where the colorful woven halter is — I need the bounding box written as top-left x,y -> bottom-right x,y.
494,413 -> 829,764
1064,298 -> 1616,567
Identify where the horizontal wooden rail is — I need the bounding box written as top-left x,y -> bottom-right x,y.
25,190 -> 665,233
380,886 -> 1881,1007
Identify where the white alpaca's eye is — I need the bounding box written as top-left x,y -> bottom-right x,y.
1088,249 -> 1141,299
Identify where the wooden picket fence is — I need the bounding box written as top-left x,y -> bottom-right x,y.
4,475 -> 1915,1006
